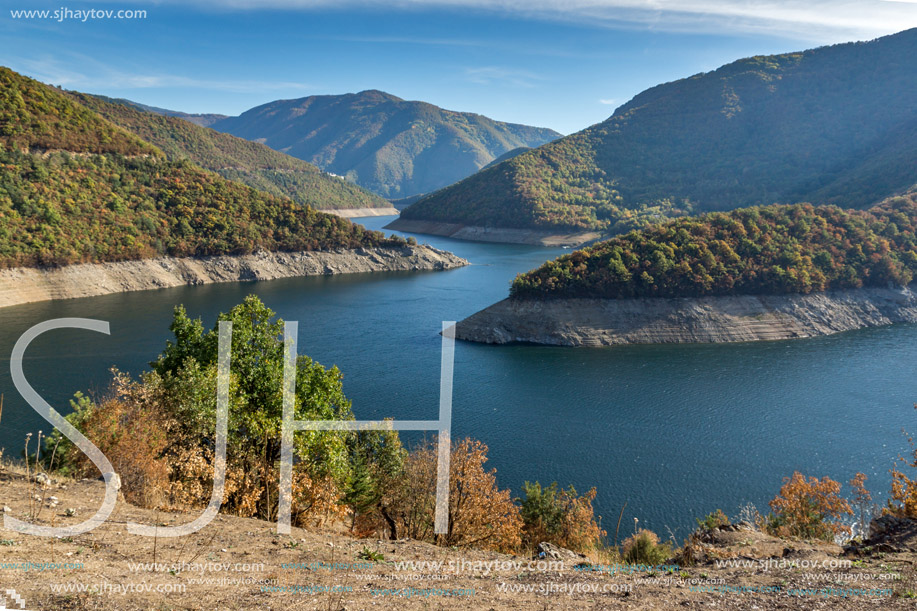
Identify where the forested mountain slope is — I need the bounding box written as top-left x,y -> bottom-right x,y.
403,29 -> 917,234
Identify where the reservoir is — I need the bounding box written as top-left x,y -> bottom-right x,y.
1,215 -> 914,539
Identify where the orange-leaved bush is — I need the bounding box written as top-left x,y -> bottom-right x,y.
767,472 -> 852,541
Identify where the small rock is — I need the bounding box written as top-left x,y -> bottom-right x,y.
535,541 -> 587,562
34,472 -> 51,487
2,505 -> 11,513
64,508 -> 76,517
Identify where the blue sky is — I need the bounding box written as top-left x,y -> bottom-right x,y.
3,1 -> 916,134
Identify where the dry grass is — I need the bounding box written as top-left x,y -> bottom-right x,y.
1,467 -> 916,610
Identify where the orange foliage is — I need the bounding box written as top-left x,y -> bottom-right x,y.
768,472 -> 852,541
389,438 -> 523,553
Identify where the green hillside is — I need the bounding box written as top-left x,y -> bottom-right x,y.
0,67 -> 401,269
510,191 -> 917,300
210,90 -> 561,198
0,68 -> 159,157
70,93 -> 389,211
403,29 -> 917,233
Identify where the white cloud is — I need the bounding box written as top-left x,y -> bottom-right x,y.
599,98 -> 617,105
94,0 -> 917,43
10,55 -> 314,93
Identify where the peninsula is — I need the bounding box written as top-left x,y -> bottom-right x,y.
456,196 -> 917,345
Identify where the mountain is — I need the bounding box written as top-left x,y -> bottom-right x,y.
70,93 -> 390,212
209,90 -> 561,198
108,98 -> 228,127
0,66 -> 402,269
399,29 -> 917,238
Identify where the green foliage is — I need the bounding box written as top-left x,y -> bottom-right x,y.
71,93 -> 388,211
622,529 -> 672,565
343,429 -> 406,529
152,295 -> 354,484
696,509 -> 730,531
511,196 -> 917,299
212,90 -> 560,198
45,392 -> 94,476
404,30 -> 917,231
520,481 -> 565,541
0,67 -> 405,269
357,546 -> 385,562
0,67 -> 159,156
519,481 -> 604,552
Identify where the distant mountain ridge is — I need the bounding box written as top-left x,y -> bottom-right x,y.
111,98 -> 228,127
72,93 -> 390,211
399,28 -> 917,237
208,90 -> 561,198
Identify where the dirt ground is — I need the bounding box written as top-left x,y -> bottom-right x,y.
1,468 -> 916,610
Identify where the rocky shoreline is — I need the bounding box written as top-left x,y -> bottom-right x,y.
0,245 -> 468,308
455,286 -> 917,346
384,218 -> 601,247
324,206 -> 400,218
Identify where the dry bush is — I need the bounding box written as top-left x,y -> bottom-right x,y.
767,471 -> 852,541
387,438 -> 523,553
57,372 -> 173,508
54,368 -> 347,528
151,425 -> 346,527
849,472 -> 874,536
888,422 -> 917,518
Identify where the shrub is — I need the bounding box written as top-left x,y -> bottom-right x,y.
695,509 -> 730,531
519,481 -> 605,553
150,296 -> 355,525
357,547 -> 384,562
344,428 -> 407,536
384,438 -> 523,553
622,529 -> 671,565
53,296 -> 357,527
49,374 -> 173,508
888,435 -> 917,518
849,472 -> 874,537
766,472 -> 853,541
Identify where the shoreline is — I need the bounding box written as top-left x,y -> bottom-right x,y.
455,286 -> 917,346
325,206 -> 400,218
0,245 -> 468,308
384,218 -> 601,247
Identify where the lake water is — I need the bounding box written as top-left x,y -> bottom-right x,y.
1,215 -> 915,540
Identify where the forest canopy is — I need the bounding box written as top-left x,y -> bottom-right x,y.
403,29 -> 917,233
0,66 -> 403,268
510,193 -> 917,300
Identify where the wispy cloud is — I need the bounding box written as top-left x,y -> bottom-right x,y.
463,66 -> 543,88
9,54 -> 313,93
92,0 -> 917,42
599,98 -> 617,105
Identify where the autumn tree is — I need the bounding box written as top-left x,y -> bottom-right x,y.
888,413 -> 917,518
387,438 -> 523,553
767,472 -> 853,541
